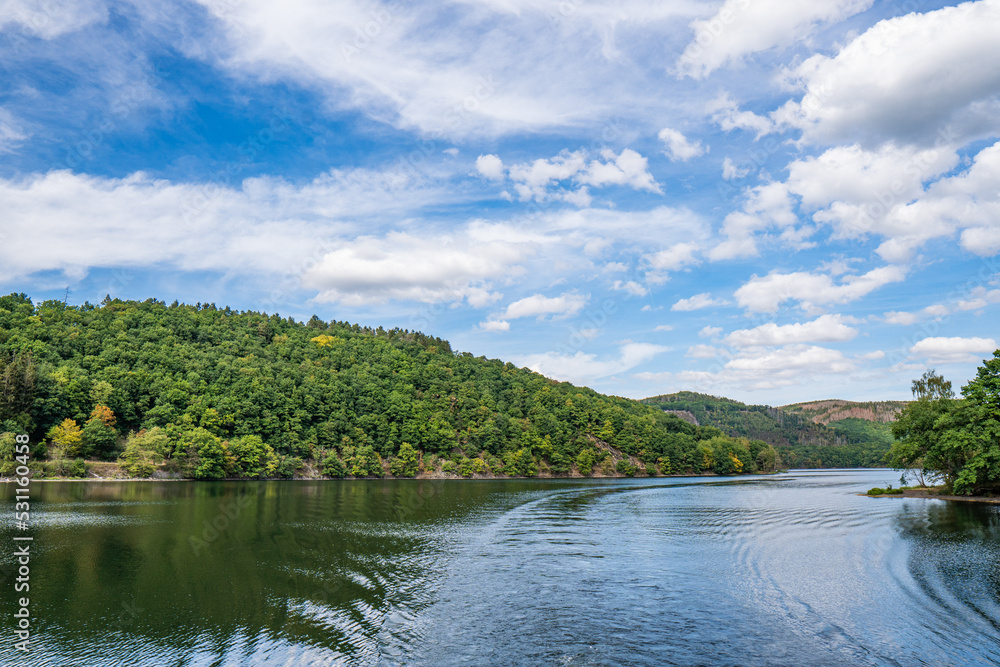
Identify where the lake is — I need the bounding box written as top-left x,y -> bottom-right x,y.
2,470 -> 999,666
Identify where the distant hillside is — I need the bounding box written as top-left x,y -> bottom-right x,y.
780,399 -> 907,424
643,391 -> 896,468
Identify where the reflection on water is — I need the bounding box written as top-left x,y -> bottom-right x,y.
2,472 -> 998,666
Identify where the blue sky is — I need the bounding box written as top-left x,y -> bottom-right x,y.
1,0 -> 999,405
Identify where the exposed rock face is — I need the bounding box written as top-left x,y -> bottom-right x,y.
781,400 -> 907,425
663,410 -> 699,426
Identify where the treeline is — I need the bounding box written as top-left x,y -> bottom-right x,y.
643,392 -> 894,468
888,362 -> 1000,496
0,293 -> 780,479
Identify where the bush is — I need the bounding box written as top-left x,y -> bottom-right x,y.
615,459 -> 637,477
322,451 -> 346,477
275,455 -> 303,479
69,458 -> 88,478
347,445 -> 382,477
228,435 -> 278,478
867,486 -> 903,495
576,448 -> 596,476
389,442 -> 419,477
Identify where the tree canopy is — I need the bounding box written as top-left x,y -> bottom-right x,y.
0,293 -> 779,479
888,361 -> 1000,495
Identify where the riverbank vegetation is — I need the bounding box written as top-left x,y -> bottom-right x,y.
887,361 -> 1000,496
0,293 -> 782,480
643,392 -> 895,468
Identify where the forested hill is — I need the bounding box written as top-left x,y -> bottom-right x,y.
643,392 -> 895,468
0,294 -> 781,479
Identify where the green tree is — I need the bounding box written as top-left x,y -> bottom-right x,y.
322,451 -> 346,477
228,435 -> 278,478
82,405 -> 119,459
576,448 -> 596,476
389,442 -> 419,477
47,418 -> 83,458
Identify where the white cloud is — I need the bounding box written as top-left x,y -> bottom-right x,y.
475,154 -> 505,180
479,319 -> 510,332
191,0 -> 703,138
776,0 -> 1000,147
857,350 -> 885,360
734,265 -> 906,313
724,314 -> 858,347
658,127 -> 705,161
709,181 -> 805,260
672,292 -> 727,311
496,148 -> 660,204
303,231 -> 527,306
644,242 -> 700,272
884,311 -> 919,326
722,157 -> 750,180
0,0 -> 107,39
699,325 -> 722,339
0,168 -> 543,308
517,341 -> 670,384
708,94 -> 775,138
654,324 -> 674,332
724,344 -> 855,373
910,336 -> 998,364
0,109 -> 27,153
668,344 -> 857,393
611,280 -> 647,297
504,292 -> 587,320
677,0 -> 873,78
687,344 -> 724,359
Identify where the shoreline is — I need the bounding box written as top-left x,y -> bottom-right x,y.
1,470 -> 789,483
863,489 -> 1000,504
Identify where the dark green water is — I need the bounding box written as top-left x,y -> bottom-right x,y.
2,470 -> 999,666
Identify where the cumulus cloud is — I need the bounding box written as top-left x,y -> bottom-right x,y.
655,344 -> 858,393
644,242 -> 700,272
479,319 -> 510,332
699,325 -> 722,339
724,314 -> 858,347
517,341 -> 670,384
494,148 -> 660,205
475,154 -> 505,180
658,127 -> 705,161
503,292 -> 587,320
611,280 -> 647,297
0,167 -> 545,308
883,311 -> 919,326
709,181 -> 803,260
671,292 -> 728,311
302,231 -> 529,306
776,0 -> 1000,147
909,336 -> 998,364
724,344 -> 855,373
734,265 -> 906,313
677,0 -> 873,78
708,94 -> 775,138
721,157 -> 751,180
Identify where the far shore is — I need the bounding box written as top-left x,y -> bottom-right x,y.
1,470 -> 788,483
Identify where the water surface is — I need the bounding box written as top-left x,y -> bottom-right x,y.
2,470 -> 998,665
